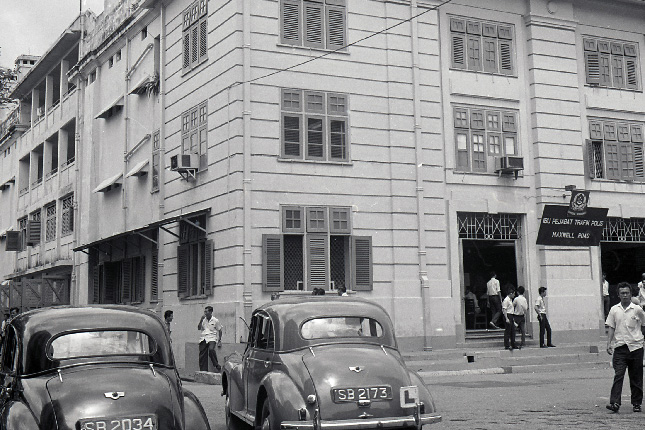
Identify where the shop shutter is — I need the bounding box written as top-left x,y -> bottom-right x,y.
281,0 -> 301,45
451,33 -> 466,69
482,38 -> 497,73
203,240 -> 213,295
625,58 -> 638,90
177,244 -> 189,298
327,6 -> 346,49
466,36 -> 482,71
307,234 -> 328,290
584,52 -> 600,85
150,248 -> 159,301
27,220 -> 41,246
352,236 -> 372,291
304,2 -> 324,48
585,140 -> 596,179
121,259 -> 132,303
5,231 -> 20,252
262,234 -> 283,292
499,40 -> 513,75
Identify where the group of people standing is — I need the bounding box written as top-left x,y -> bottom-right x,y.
485,272 -> 555,349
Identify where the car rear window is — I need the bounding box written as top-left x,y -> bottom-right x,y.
48,330 -> 156,359
300,317 -> 384,340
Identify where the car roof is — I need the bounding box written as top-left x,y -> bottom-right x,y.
8,305 -> 173,375
254,296 -> 397,350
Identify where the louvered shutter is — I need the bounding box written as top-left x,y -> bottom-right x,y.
625,58 -> 638,90
150,248 -> 159,301
177,244 -> 189,298
584,52 -> 600,85
92,262 -> 101,304
182,10 -> 191,71
585,140 -> 596,179
326,6 -> 346,50
467,36 -> 482,71
307,234 -> 328,290
352,236 -> 372,291
203,240 -> 213,295
283,115 -> 302,157
27,220 -> 41,246
451,33 -> 466,69
136,257 -> 145,302
199,18 -> 208,62
304,2 -> 324,48
281,0 -> 301,45
5,231 -> 20,252
104,263 -> 119,304
121,259 -> 132,303
634,144 -> 644,179
262,234 -> 283,292
483,38 -> 497,73
499,40 -> 513,75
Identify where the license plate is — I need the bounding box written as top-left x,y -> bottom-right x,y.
332,386 -> 392,403
79,414 -> 157,430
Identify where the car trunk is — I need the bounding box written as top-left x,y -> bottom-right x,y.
45,365 -> 181,430
302,344 -> 414,421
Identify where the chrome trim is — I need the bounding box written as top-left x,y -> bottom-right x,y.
281,414 -> 442,429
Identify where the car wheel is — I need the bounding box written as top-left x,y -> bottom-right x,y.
259,398 -> 273,430
225,394 -> 244,430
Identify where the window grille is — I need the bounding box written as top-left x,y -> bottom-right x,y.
46,204 -> 56,242
61,195 -> 74,236
603,217 -> 645,242
458,212 -> 521,240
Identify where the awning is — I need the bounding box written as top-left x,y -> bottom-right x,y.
95,95 -> 124,119
0,226 -> 13,238
93,173 -> 123,193
73,207 -> 211,252
129,74 -> 152,95
126,159 -> 149,177
0,177 -> 15,191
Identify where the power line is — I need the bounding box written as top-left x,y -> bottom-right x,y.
230,0 -> 455,89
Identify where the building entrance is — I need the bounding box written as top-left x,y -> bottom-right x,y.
600,242 -> 645,309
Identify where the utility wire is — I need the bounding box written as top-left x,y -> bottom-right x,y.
229,0 -> 455,89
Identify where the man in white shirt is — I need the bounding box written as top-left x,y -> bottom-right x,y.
198,306 -> 223,372
535,287 -> 555,348
602,272 -> 610,319
605,282 -> 645,413
502,288 -> 517,350
638,273 -> 645,310
513,286 -> 529,348
487,272 -> 502,329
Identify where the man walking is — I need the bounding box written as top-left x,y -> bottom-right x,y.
605,282 -> 645,413
535,287 -> 555,348
198,306 -> 223,372
487,272 -> 503,329
513,286 -> 529,348
502,287 -> 517,350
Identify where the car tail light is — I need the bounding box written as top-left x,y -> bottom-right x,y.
298,408 -> 307,421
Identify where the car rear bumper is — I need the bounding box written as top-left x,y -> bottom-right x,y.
281,413 -> 442,429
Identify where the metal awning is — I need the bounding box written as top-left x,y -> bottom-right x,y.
0,226 -> 13,238
95,95 -> 124,119
73,207 -> 211,252
126,159 -> 149,177
93,173 -> 123,193
0,177 -> 15,191
129,74 -> 152,95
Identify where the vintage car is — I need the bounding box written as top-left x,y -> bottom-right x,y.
222,296 -> 441,430
0,305 -> 210,430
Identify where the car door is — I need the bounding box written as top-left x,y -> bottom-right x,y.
0,326 -> 18,407
244,312 -> 275,416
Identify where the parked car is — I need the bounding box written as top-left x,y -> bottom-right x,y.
0,305 -> 210,430
222,296 -> 441,430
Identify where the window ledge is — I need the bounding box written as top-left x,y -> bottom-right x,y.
278,158 -> 352,166
449,67 -> 517,79
584,84 -> 642,93
180,294 -> 209,301
454,169 -> 524,179
181,57 -> 209,78
276,43 -> 350,56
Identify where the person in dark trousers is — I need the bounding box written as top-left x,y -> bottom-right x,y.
502,287 -> 517,350
602,272 -> 610,319
164,310 -> 173,336
198,306 -> 223,372
605,282 -> 645,413
487,272 -> 503,329
513,286 -> 529,348
535,287 -> 555,348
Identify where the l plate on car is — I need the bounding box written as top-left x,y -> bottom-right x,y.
332,385 -> 392,403
79,414 -> 157,430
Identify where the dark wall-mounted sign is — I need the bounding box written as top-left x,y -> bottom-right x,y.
536,204 -> 608,246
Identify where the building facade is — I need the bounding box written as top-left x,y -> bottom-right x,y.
1,0 -> 645,369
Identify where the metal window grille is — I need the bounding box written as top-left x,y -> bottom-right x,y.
284,235 -> 304,290
591,140 -> 604,178
61,196 -> 73,236
46,204 -> 56,242
330,236 -> 346,290
457,212 -> 521,240
603,217 -> 645,242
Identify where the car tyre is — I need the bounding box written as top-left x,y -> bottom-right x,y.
225,394 -> 245,430
259,398 -> 274,430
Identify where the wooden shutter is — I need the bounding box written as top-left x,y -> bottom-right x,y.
455,131 -> 470,170
304,2 -> 324,48
467,36 -> 482,71
471,132 -> 486,172
135,257 -> 145,302
198,18 -> 208,62
451,33 -> 466,69
307,234 -> 328,290
27,220 -> 41,245
326,6 -> 346,50
121,259 -> 132,303
203,240 -> 213,295
632,124 -> 644,143
5,231 -> 20,252
483,38 -> 497,73
584,52 -> 600,85
620,143 -> 635,179
263,234 -> 283,292
92,259 -> 101,304
352,236 -> 372,291
634,144 -> 644,179
625,58 -> 638,90
599,54 -> 611,86
612,56 -> 625,88
177,244 -> 189,298
150,248 -> 159,301
104,263 -> 119,304
589,120 -> 603,140
498,40 -> 513,75
283,115 -> 302,157
604,142 -> 620,179
585,140 -> 596,179
281,0 -> 301,45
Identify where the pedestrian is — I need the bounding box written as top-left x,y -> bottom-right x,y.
487,272 -> 503,329
535,287 -> 555,348
464,287 -> 480,314
638,274 -> 645,310
513,286 -> 529,348
198,306 -> 223,373
502,287 -> 517,350
602,272 -> 610,319
164,310 -> 173,336
337,286 -> 348,296
9,307 -> 19,318
605,282 -> 645,413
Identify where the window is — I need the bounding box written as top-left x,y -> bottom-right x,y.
108,57 -> 113,68
301,317 -> 383,339
586,119 -> 644,180
28,210 -> 41,246
281,89 -> 349,161
141,26 -> 148,40
181,101 -> 208,170
252,314 -> 275,350
280,0 -> 346,50
89,70 -> 96,84
116,50 -> 122,62
151,130 -> 160,192
454,106 -> 518,173
182,0 -> 208,73
262,205 -> 372,293
583,38 -> 639,90
177,214 -> 213,298
450,17 -> 514,75
61,195 -> 74,237
45,203 -> 56,242
18,217 -> 27,251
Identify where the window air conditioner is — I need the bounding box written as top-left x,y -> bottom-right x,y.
170,154 -> 199,171
495,156 -> 524,178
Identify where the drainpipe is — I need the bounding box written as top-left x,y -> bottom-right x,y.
242,0 -> 253,326
123,35 -> 132,233
73,12 -> 86,305
410,0 -> 431,350
158,1 -> 167,306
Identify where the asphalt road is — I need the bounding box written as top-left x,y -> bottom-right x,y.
184,367 -> 643,430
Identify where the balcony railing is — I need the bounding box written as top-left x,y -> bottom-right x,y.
31,177 -> 43,189
61,157 -> 75,170
0,106 -> 20,141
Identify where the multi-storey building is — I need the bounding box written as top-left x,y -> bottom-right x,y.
2,0 -> 645,370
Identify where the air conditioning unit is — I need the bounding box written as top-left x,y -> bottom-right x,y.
170,154 -> 199,171
495,156 -> 524,178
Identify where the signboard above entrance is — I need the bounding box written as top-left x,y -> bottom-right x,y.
536,204 -> 608,246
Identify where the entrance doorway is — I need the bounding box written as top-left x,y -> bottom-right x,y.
600,241 -> 645,309
462,240 -> 519,331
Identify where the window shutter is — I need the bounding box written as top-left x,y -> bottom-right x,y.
182,31 -> 190,71
467,36 -> 482,71
631,124 -> 644,143
604,122 -> 617,141
281,0 -> 301,45
352,236 -> 372,291
583,38 -> 597,52
620,143 -> 635,179
283,115 -> 302,157
589,121 -> 603,140
177,244 -> 189,298
451,33 -> 466,69
150,248 -> 159,301
634,144 -> 644,179
306,117 -> 325,159
191,25 -> 199,66
471,132 -> 486,172
585,140 -> 596,179
121,259 -> 132,303
612,56 -> 625,89
604,142 -> 620,180
625,58 -> 638,90
5,231 -> 20,252
199,126 -> 208,170
584,52 -> 600,85
483,38 -> 497,73
307,234 -> 328,290
329,118 -> 347,161
199,18 -> 208,62
104,264 -> 119,304
455,131 -> 470,170
263,234 -> 283,292
304,2 -> 324,48
203,240 -> 213,295
450,18 -> 465,33
327,6 -> 346,50
27,220 -> 41,246
599,54 -> 611,86
92,261 -> 101,304
498,40 -> 513,75
618,124 -> 630,142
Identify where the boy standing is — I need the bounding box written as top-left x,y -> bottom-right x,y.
502,288 -> 517,350
535,287 -> 555,348
513,286 -> 529,348
198,306 -> 223,372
